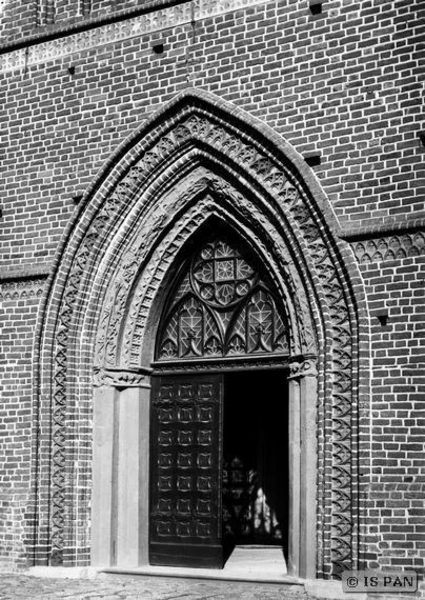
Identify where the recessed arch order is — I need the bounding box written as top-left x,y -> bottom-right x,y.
33,88 -> 365,579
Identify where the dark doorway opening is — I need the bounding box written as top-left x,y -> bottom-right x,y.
222,369 -> 289,563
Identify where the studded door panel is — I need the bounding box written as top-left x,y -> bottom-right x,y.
150,374 -> 224,568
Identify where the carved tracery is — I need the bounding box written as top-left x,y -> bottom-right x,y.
156,237 -> 290,361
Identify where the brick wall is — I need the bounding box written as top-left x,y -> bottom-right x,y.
0,0 -> 34,44
0,0 -> 424,575
1,0 -> 424,269
361,255 -> 425,573
0,278 -> 45,569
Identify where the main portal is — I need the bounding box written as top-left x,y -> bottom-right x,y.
149,368 -> 288,569
148,225 -> 292,569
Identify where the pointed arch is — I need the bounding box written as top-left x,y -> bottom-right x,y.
32,88 -> 367,578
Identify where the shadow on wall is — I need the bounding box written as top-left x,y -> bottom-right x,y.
223,370 -> 289,564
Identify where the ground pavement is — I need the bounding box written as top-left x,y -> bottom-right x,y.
0,572 -> 309,600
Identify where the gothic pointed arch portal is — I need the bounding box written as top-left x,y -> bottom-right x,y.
33,89 -> 362,580
149,222 -> 296,569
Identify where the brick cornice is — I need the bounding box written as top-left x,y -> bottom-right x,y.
0,0 -> 273,73
340,217 -> 425,242
0,0 -> 189,54
0,264 -> 51,283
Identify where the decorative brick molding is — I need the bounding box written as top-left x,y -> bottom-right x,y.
353,232 -> 425,263
0,0 -> 270,73
0,279 -> 46,301
341,219 -> 425,263
0,267 -> 50,301
33,89 -> 367,577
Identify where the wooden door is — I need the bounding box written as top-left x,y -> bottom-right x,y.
150,373 -> 224,568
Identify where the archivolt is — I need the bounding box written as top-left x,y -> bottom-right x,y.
34,88 -> 362,577
93,171 -> 318,368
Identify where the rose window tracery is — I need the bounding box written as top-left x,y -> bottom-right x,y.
191,241 -> 257,308
156,238 -> 289,361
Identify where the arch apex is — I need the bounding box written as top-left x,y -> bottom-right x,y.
75,87 -> 342,245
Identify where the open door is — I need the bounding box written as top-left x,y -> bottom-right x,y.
150,373 -> 224,568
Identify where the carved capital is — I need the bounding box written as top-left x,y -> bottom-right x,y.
93,366 -> 152,388
287,356 -> 318,379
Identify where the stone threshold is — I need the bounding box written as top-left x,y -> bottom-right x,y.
102,565 -> 304,586
102,545 -> 302,585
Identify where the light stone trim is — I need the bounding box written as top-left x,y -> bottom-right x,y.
0,0 -> 269,73
287,356 -> 318,379
92,366 -> 152,388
